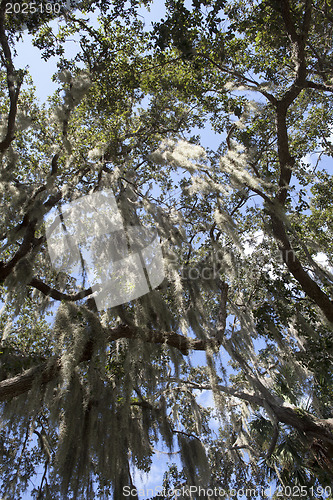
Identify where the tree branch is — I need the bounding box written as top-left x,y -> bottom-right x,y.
214,281 -> 228,343
279,0 -> 299,44
0,324 -> 215,402
185,381 -> 265,407
269,209 -> 333,323
266,424 -> 279,459
305,80 -> 333,92
28,278 -> 93,302
0,1 -> 23,152
185,382 -> 333,449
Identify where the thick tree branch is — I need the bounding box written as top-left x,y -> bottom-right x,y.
271,405 -> 333,448
269,210 -> 333,323
0,281 -> 230,401
259,1 -> 333,322
28,278 -> 93,302
0,190 -> 63,281
273,4 -> 311,203
186,382 -> 333,450
278,2 -> 311,108
305,80 -> 333,92
0,1 -> 23,152
0,324 -> 215,402
266,424 -> 279,459
0,221 -> 39,280
108,324 -> 209,355
0,357 -> 62,402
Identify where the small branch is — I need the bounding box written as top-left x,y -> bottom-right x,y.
184,381 -> 265,407
214,282 -> 228,343
199,53 -> 276,104
36,457 -> 49,500
172,429 -> 201,442
226,124 -> 236,151
266,424 -> 279,459
230,192 -> 250,216
107,324 -> 209,355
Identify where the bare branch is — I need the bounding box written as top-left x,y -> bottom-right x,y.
275,104 -> 295,205
184,381 -> 265,407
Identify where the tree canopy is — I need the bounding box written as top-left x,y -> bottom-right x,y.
0,0 -> 333,498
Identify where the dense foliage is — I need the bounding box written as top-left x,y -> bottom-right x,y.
0,0 -> 333,498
